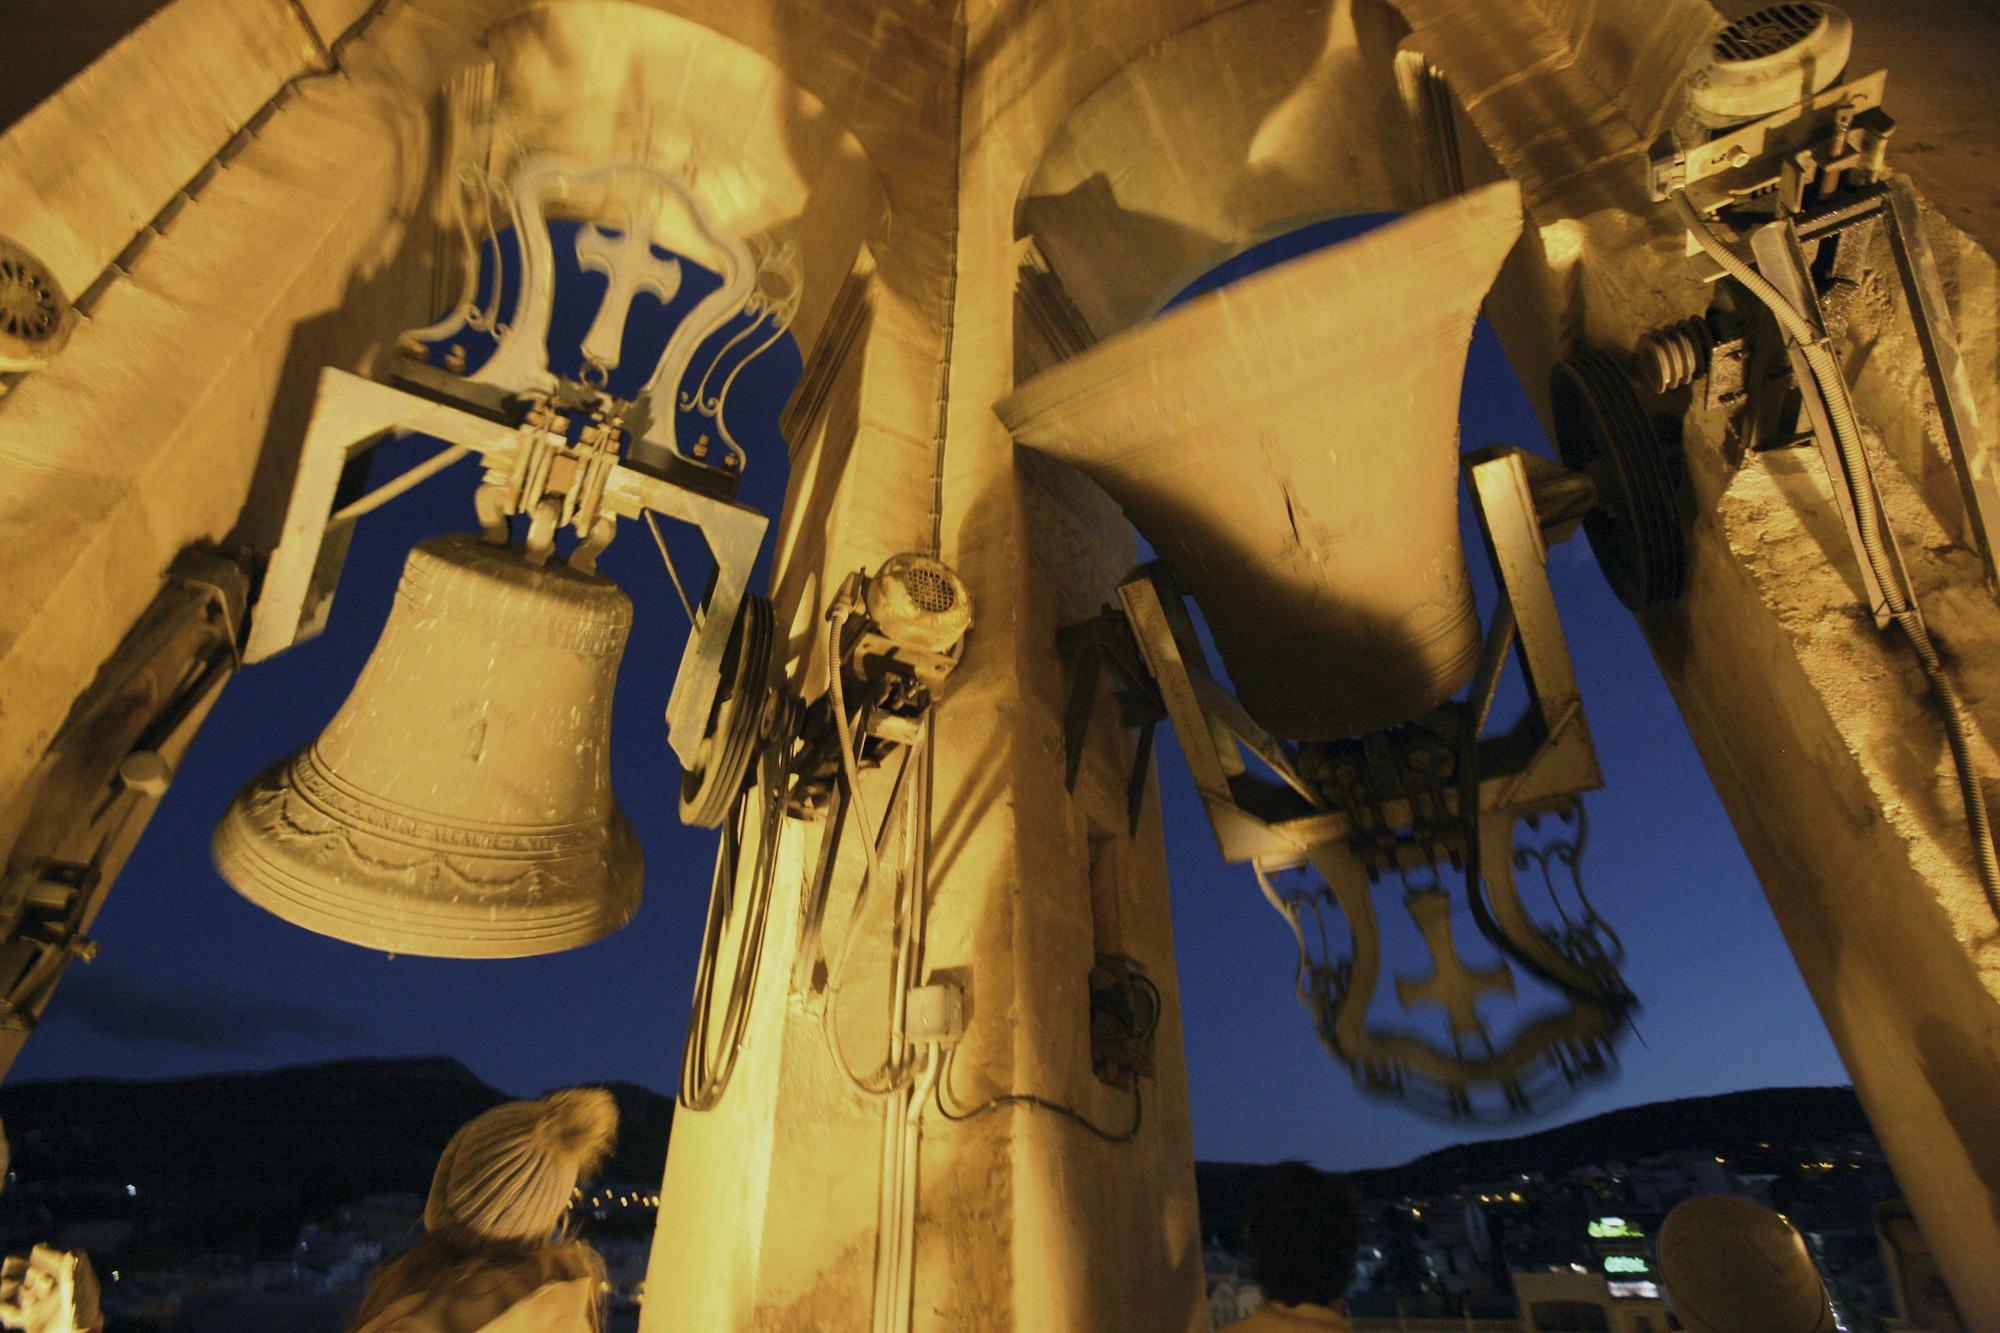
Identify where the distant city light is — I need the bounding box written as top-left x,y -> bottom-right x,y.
125,1184 -> 137,1197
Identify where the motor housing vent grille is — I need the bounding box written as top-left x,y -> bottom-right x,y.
863,553 -> 971,656
903,563 -> 957,614
1715,4 -> 1825,63
0,235 -> 72,372
1684,2 -> 1851,131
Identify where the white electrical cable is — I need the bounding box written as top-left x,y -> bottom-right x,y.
890,1044 -> 943,1333
827,601 -> 884,891
1673,190 -> 2000,915
870,724 -> 942,1333
870,1067 -> 909,1333
823,597 -> 920,1096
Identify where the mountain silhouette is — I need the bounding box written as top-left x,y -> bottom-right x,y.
0,1059 -> 1867,1263
0,1056 -> 673,1262
1195,1083 -> 1868,1246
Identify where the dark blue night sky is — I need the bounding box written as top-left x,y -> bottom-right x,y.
12,215 -> 1849,1172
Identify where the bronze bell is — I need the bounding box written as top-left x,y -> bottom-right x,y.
998,183 -> 1523,740
213,533 -> 642,958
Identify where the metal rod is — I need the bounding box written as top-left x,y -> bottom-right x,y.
329,442 -> 470,522
1792,183 -> 1887,241
1747,220 -> 1900,628
644,509 -> 698,624
1882,176 -> 2000,595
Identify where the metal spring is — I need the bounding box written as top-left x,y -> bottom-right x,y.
1635,317 -> 1715,393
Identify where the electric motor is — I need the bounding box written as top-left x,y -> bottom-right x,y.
1684,3 -> 1853,133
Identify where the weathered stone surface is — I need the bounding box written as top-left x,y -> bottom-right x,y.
1429,3 -> 2000,1320
0,0 -> 317,295
10,0 -> 2000,1326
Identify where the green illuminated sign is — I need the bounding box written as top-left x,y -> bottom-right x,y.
1604,1256 -> 1652,1275
1587,1217 -> 1644,1239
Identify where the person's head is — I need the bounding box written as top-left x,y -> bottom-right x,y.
425,1087 -> 618,1244
1658,1195 -> 1836,1333
1244,1161 -> 1362,1308
351,1088 -> 618,1333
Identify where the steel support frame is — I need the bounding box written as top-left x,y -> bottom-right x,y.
242,368 -> 768,766
1112,447 -> 1618,1116
1117,445 -> 1601,873
0,550 -> 250,1079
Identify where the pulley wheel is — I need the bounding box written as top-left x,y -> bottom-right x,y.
680,594 -> 775,828
1551,350 -> 1687,610
0,237 -> 70,372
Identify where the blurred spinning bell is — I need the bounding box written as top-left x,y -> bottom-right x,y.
213,534 -> 642,958
998,182 -> 1522,740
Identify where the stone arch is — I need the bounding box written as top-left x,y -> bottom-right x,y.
1015,0 -> 1428,341
474,1 -> 891,359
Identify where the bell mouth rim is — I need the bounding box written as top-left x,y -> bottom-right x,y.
212,797 -> 642,959
1225,600 -> 1484,741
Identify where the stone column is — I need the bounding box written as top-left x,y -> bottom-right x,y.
642,3 -> 1211,1328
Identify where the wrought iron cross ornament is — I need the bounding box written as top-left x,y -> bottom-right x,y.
1395,887 -> 1513,1048
573,221 -> 683,382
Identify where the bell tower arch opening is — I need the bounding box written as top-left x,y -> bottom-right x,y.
1115,213 -> 1842,1166
0,0 -> 893,1098
1004,0 -> 1843,1178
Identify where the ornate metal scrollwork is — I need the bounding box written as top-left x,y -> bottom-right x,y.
397,151 -> 797,480
677,236 -> 801,472
1258,785 -> 1632,1122
1510,800 -> 1626,980
399,153 -> 526,353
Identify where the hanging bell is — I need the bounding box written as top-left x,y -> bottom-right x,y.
213,533 -> 642,958
998,183 -> 1523,740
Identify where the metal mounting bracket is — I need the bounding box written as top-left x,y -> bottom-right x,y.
1055,607 -> 1167,834
1088,446 -> 1624,1119
1107,446 -> 1601,869
242,367 -> 768,767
